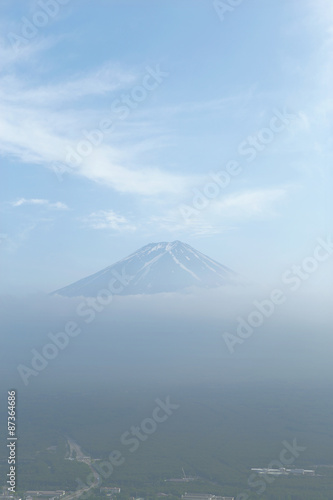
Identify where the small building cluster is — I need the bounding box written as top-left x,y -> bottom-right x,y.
181,494 -> 234,500
251,467 -> 315,476
24,491 -> 65,500
100,487 -> 121,497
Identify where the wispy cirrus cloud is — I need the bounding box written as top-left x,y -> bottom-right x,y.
0,34 -> 56,68
147,187 -> 288,236
0,62 -> 136,105
11,198 -> 68,210
211,188 -> 287,218
0,39 -> 199,197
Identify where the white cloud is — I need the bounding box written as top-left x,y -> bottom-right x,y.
0,35 -> 55,69
83,210 -> 137,232
211,188 -> 287,218
0,42 -> 199,197
146,188 -> 287,236
77,148 -> 199,196
0,62 -> 136,106
11,198 -> 68,210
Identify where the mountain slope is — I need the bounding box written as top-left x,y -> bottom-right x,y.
53,241 -> 239,297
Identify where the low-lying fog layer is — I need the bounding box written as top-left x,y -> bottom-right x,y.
1,283 -> 332,393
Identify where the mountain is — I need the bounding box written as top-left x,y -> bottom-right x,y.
53,240 -> 239,297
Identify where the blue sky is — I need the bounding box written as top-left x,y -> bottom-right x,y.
0,0 -> 332,293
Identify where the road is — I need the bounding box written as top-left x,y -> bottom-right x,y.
62,437 -> 100,500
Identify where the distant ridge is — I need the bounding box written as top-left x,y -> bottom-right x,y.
53,240 -> 240,297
